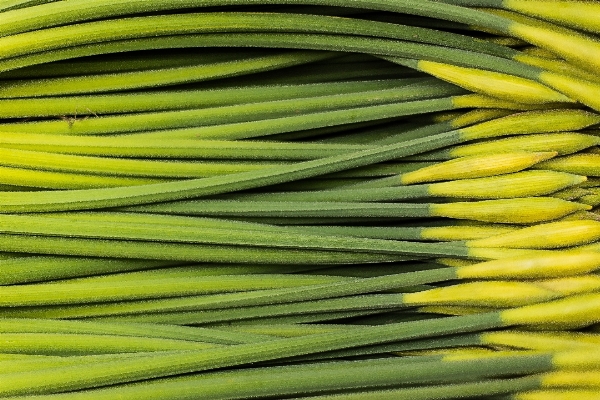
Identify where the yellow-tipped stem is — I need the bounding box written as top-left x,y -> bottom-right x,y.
403,281 -> 561,308
541,370 -> 600,388
448,133 -> 600,158
515,390 -> 600,400
428,170 -> 586,199
421,224 -> 519,241
534,154 -> 600,176
505,0 -> 600,34
431,197 -> 591,224
553,350 -> 600,370
451,93 -> 564,110
457,252 -> 600,280
501,292 -> 600,328
400,152 -> 556,184
418,305 -> 500,316
520,46 -> 560,60
458,109 -> 600,141
435,258 -> 480,267
448,109 -> 515,129
482,330 -> 600,351
536,275 -> 600,297
516,52 -> 600,84
467,220 -> 600,249
468,247 -> 559,260
493,8 -> 600,75
417,59 -> 574,104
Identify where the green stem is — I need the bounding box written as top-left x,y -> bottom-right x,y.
0,358 -> 547,399
92,293 -> 409,324
0,79 -> 411,117
0,312 -> 514,396
0,318 -> 272,344
0,50 -> 333,97
0,332 -> 218,355
0,234 -> 407,264
0,80 -> 460,133
0,0 -> 513,38
0,127 -> 464,212
0,267 -> 454,318
0,135 -> 371,160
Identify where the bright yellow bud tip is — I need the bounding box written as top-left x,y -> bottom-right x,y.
482,330 -> 600,351
553,350 -> 600,370
534,153 -> 600,176
428,171 -> 585,199
467,220 -> 600,249
449,133 -> 600,158
501,8 -> 600,75
539,72 -> 600,113
506,0 -> 600,34
400,152 -> 555,185
536,276 -> 600,296
403,281 -> 560,308
542,370 -> 600,388
457,252 -> 600,280
422,225 -> 518,241
431,197 -> 590,224
501,292 -> 600,328
417,59 -> 572,104
418,305 -> 496,316
449,109 -> 514,129
516,390 -> 600,400
459,110 -> 600,141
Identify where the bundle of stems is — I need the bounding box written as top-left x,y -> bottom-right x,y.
1,1 -> 600,399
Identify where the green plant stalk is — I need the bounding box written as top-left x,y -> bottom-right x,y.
5,1 -> 600,89
93,293 -> 411,324
206,310 -> 386,327
0,0 -> 57,12
0,165 -> 165,189
0,0 -> 512,39
0,48 -> 287,79
0,50 -> 334,97
5,291 -> 599,396
60,278 -> 576,322
0,80 -> 462,134
0,134 -> 371,160
0,28 -> 537,84
0,352 -> 163,374
0,333 -> 220,355
217,171 -> 585,201
0,213 -> 473,256
117,96 -> 472,141
48,266 -> 342,285
0,256 -> 182,285
291,224 -> 517,241
0,11 -> 515,61
124,197 -> 588,224
0,266 -> 456,316
1,109 -> 595,213
0,149 -> 287,178
0,273 -> 353,306
286,378 -> 543,400
0,33 -> 411,77
0,79 -> 412,118
0,234 -> 409,264
413,133 -> 600,160
0,357 -> 548,399
0,312 -> 531,395
0,318 -> 273,344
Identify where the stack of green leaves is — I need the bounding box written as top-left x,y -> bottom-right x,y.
1,1 -> 600,399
